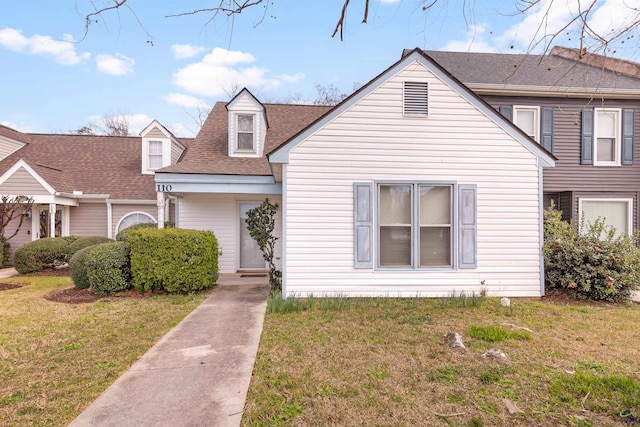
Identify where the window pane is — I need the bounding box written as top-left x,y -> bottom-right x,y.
420,226 -> 451,266
596,138 -> 615,162
581,200 -> 629,237
380,226 -> 411,266
420,185 -> 451,225
238,133 -> 254,150
149,154 -> 162,169
379,185 -> 411,225
148,141 -> 163,155
597,110 -> 616,137
516,110 -> 535,137
238,114 -> 253,132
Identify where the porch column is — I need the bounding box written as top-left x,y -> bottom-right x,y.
156,192 -> 165,229
48,203 -> 56,237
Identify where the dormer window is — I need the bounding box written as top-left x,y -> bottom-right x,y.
148,140 -> 163,169
237,114 -> 255,151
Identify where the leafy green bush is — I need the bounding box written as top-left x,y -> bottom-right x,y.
543,205 -> 640,302
69,246 -> 94,290
0,236 -> 9,267
66,236 -> 114,259
13,237 -> 70,274
85,242 -> 131,296
129,228 -> 218,293
115,222 -> 157,242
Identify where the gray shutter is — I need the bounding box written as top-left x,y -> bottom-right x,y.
581,109 -> 594,165
499,106 -> 513,122
458,184 -> 477,269
354,182 -> 373,269
541,107 -> 554,152
622,109 -> 634,165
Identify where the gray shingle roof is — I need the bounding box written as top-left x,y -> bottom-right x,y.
425,50 -> 640,91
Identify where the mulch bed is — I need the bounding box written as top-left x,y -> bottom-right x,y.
44,286 -> 104,304
0,283 -> 22,291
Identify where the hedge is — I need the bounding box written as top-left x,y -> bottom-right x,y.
69,245 -> 94,290
85,242 -> 131,296
115,222 -> 157,242
66,236 -> 114,259
13,237 -> 70,274
128,228 -> 219,293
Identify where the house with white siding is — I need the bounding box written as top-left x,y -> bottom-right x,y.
155,48 -> 556,297
0,120 -> 189,251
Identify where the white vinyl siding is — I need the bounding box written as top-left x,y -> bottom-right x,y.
283,61 -> 543,297
177,194 -> 282,274
69,203 -> 108,236
171,141 -> 186,164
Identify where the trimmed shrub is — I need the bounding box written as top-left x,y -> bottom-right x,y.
66,236 -> 114,259
69,245 -> 94,290
85,242 -> 131,296
543,205 -> 640,302
115,222 -> 157,242
129,228 -> 219,293
13,237 -> 70,274
0,236 -> 9,267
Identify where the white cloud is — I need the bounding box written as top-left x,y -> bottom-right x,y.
172,47 -> 302,98
96,54 -> 135,76
171,44 -> 207,59
168,122 -> 196,138
278,73 -> 305,82
441,24 -> 498,52
87,113 -> 152,135
0,27 -> 90,65
0,120 -> 39,133
164,93 -> 211,109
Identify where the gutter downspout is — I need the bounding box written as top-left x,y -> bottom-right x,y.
106,200 -> 113,239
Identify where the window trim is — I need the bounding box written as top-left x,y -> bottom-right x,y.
593,108 -> 622,167
578,197 -> 632,236
513,105 -> 540,142
147,140 -> 164,170
235,113 -> 257,153
116,211 -> 157,234
375,181 -> 456,271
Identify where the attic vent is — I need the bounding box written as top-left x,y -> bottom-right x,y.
403,81 -> 428,116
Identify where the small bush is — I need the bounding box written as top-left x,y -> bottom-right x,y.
85,242 -> 131,296
115,222 -> 157,242
69,246 -> 94,290
129,228 -> 218,293
13,237 -> 70,274
66,236 -> 114,259
0,236 -> 9,267
544,205 -> 640,302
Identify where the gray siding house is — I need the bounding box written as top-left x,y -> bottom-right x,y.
427,47 -> 640,236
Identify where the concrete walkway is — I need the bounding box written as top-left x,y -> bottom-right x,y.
69,275 -> 270,427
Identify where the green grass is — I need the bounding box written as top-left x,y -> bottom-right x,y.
243,296 -> 640,426
0,275 -> 207,426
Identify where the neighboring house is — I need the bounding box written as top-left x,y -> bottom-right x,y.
155,48 -> 555,297
0,120 -> 189,251
427,48 -> 640,237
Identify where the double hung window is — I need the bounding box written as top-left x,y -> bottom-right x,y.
237,114 -> 255,151
378,183 -> 452,268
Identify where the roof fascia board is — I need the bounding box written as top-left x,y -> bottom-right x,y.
468,83 -> 640,99
155,181 -> 282,195
0,159 -> 56,194
29,194 -> 79,206
155,173 -> 276,185
107,199 -> 156,205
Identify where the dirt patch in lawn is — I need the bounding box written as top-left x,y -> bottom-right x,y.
45,287 -> 103,304
0,283 -> 22,291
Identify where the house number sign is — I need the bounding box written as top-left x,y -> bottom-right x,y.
156,184 -> 172,192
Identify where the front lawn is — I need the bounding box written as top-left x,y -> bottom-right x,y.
243,294 -> 640,426
0,275 -> 207,426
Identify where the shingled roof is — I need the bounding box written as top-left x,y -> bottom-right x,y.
0,124 -> 31,144
0,132 -> 193,199
425,49 -> 640,93
158,102 -> 332,175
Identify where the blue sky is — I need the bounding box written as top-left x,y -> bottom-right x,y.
1,0 -> 638,137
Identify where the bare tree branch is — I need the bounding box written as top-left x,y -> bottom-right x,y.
0,196 -> 34,241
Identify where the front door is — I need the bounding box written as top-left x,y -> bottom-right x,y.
239,203 -> 265,269
32,205 -> 65,239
